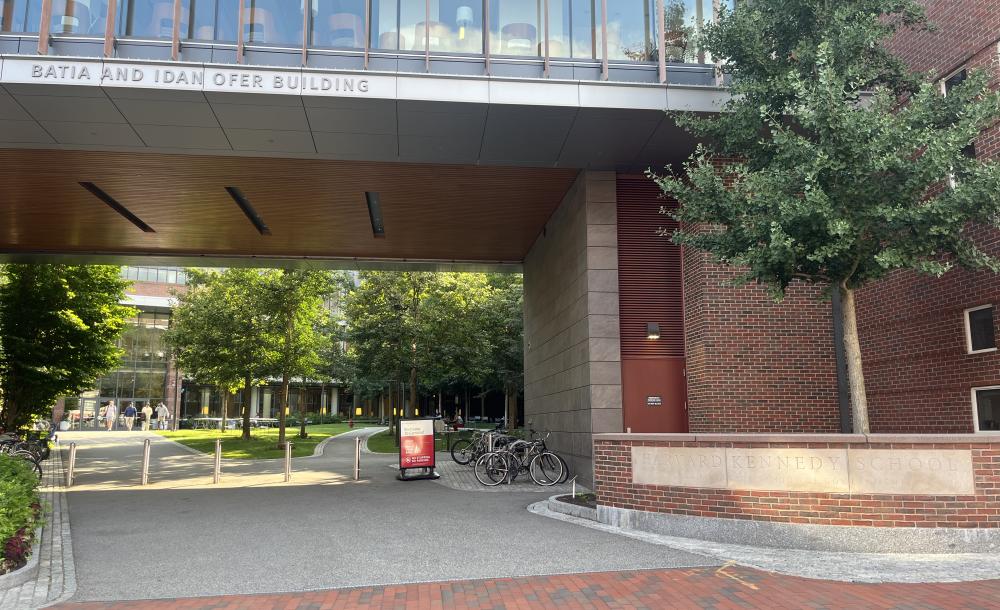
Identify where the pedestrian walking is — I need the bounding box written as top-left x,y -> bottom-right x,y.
123,402 -> 137,431
104,401 -> 117,431
155,402 -> 170,430
141,403 -> 153,431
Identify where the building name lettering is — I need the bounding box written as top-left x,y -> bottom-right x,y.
22,62 -> 371,95
632,446 -> 976,495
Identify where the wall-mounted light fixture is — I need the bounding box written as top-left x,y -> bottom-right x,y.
646,322 -> 660,340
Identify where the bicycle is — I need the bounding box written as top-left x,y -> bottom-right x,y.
473,433 -> 564,487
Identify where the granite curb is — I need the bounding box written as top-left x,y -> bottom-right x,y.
529,500 -> 1000,584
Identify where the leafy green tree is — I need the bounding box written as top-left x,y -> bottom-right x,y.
653,0 -> 1000,432
344,271 -> 431,423
481,274 -> 524,428
419,273 -> 494,413
165,269 -> 274,440
0,264 -> 134,430
264,269 -> 334,444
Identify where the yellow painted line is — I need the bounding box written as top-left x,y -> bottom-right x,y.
715,561 -> 760,591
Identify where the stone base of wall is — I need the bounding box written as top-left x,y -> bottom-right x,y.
595,433 -> 1000,553
597,504 -> 1000,554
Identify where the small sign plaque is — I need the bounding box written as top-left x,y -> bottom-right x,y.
646,396 -> 662,407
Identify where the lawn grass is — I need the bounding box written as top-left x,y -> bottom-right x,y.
366,429 -> 472,454
156,423 -> 372,459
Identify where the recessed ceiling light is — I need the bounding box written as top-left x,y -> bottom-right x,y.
225,187 -> 271,236
79,182 -> 155,233
366,192 -> 385,238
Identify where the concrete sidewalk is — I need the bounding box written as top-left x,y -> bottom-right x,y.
60,430 -> 716,602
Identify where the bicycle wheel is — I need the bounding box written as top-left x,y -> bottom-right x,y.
556,454 -> 570,483
451,439 -> 474,465
529,452 -> 564,486
13,451 -> 42,479
474,452 -> 509,487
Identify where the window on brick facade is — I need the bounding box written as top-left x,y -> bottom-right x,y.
974,387 -> 1000,432
942,69 -> 977,159
965,305 -> 996,353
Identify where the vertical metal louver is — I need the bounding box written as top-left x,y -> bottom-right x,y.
616,175 -> 684,358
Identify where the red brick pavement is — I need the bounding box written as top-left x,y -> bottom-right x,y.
51,566 -> 1000,610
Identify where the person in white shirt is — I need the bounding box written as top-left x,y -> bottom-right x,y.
155,403 -> 170,430
104,401 -> 117,431
141,403 -> 154,431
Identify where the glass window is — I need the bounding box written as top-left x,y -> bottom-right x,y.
370,0 -> 398,49
50,0 -> 109,35
185,0 -> 238,41
310,0 -> 364,48
607,0 -> 656,62
664,0 -> 703,62
119,0 -> 191,38
490,0 -> 539,56
976,388 -> 1000,432
967,306 -> 996,353
401,1 -> 481,53
1,0 -> 31,32
243,0 -> 302,45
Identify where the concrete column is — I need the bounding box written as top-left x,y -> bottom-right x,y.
523,171 -> 622,487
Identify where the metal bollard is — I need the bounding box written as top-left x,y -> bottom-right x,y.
141,438 -> 151,486
66,442 -> 77,488
354,436 -> 361,480
284,442 -> 292,482
213,438 -> 222,484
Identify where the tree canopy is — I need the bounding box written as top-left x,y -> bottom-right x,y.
0,264 -> 134,430
652,0 -> 1000,432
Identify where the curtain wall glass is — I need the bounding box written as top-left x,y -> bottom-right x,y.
46,0 -> 109,35
182,0 -> 238,41
118,0 -> 189,38
0,0 -> 33,31
242,0 -> 302,45
310,0 -> 365,48
489,0 -> 540,57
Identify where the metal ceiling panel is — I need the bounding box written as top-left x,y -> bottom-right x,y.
225,129 -> 316,154
18,94 -> 127,123
134,124 -> 231,150
210,103 -> 310,131
112,99 -> 221,128
41,121 -> 144,146
0,119 -> 54,144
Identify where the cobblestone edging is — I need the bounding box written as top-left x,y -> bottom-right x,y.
0,444 -> 76,609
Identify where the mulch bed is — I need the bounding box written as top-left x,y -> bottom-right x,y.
556,493 -> 597,509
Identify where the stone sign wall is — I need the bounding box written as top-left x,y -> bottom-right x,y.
594,433 -> 1000,529
631,445 -> 975,495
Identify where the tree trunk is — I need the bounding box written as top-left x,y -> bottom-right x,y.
409,365 -> 417,418
242,376 -> 252,441
299,381 -> 307,439
278,372 -> 289,447
504,386 -> 511,430
480,391 -> 486,422
220,392 -> 228,432
437,392 -> 442,418
839,286 -> 870,434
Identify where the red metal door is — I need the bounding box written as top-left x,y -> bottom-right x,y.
622,358 -> 688,433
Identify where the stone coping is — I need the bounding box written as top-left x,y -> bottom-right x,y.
593,433 -> 999,444
0,526 -> 42,592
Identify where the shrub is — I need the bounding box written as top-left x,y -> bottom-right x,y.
0,455 -> 41,573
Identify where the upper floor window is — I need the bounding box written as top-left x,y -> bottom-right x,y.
0,0 -> 36,32
942,68 -> 977,160
965,304 -> 996,353
974,387 -> 1000,432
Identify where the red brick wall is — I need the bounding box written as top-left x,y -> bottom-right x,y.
595,437 -> 1000,528
683,247 -> 840,433
856,1 -> 1000,433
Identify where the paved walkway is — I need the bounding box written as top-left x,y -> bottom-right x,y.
57,430 -> 714,602
0,443 -> 76,610
47,566 -> 1000,609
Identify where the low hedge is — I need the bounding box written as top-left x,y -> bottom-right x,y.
0,455 -> 42,575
